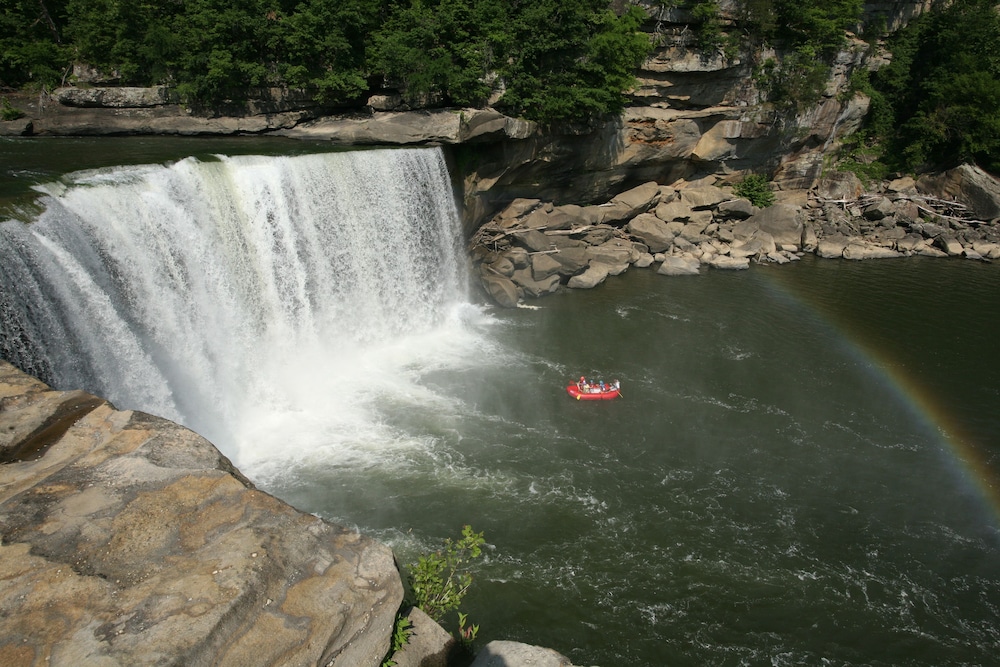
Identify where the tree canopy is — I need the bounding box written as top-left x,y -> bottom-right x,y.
0,0 -> 650,123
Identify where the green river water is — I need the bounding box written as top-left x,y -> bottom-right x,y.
1,138 -> 998,666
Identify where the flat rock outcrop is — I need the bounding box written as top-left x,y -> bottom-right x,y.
0,361 -> 402,667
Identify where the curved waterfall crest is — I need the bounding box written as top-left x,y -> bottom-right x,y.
0,147 -> 472,468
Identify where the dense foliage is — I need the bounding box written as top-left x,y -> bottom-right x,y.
864,0 -> 1000,173
0,0 -> 649,123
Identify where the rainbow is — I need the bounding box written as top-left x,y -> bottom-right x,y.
765,271 -> 1000,526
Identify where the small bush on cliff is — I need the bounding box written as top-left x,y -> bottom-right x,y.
407,524 -> 485,627
735,173 -> 775,208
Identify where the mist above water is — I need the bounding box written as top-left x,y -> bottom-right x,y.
0,147 -> 489,475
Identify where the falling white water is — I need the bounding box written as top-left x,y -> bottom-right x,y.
0,147 -> 492,478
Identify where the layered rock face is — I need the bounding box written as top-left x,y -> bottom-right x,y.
0,361 -> 402,667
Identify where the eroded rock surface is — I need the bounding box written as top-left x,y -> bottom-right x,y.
0,361 -> 402,667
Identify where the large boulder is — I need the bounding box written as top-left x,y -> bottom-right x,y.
482,272 -> 521,307
609,181 -> 661,217
657,256 -> 701,276
626,213 -> 676,252
744,204 -> 804,249
567,262 -> 611,289
917,164 -> 1000,220
0,362 -> 402,667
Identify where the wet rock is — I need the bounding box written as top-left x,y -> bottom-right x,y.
482,273 -> 521,307
469,640 -> 573,667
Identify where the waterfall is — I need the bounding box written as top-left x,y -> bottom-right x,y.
0,147 -> 481,476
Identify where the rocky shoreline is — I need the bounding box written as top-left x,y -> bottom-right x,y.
472,164 -> 1000,308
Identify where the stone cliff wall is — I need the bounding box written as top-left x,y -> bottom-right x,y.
0,361 -> 402,667
0,1 -> 944,232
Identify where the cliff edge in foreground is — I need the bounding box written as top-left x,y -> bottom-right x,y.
0,361 -> 402,667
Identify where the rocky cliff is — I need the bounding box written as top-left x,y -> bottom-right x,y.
0,2 -> 945,231
0,361 -> 402,667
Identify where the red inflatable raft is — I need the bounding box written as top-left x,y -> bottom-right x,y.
566,380 -> 620,400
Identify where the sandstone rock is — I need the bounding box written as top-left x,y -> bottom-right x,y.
391,607 -> 456,667
656,257 -> 701,276
531,253 -> 563,280
917,164 -> 1000,220
916,246 -> 949,258
817,235 -> 850,258
498,199 -> 541,222
368,93 -> 403,111
485,256 -> 515,277
522,208 -> 552,229
0,119 -> 32,136
815,171 -> 864,200
716,198 -> 756,219
482,273 -> 521,307
469,640 -> 572,667
863,197 -> 894,220
281,108 -> 535,145
627,213 -> 676,253
550,247 -> 591,276
634,252 -> 655,268
843,242 -> 903,260
511,268 -> 561,297
654,199 -> 693,222
746,204 -> 803,249
896,234 -> 927,253
505,247 -> 530,269
935,235 -> 965,256
708,255 -> 750,270
586,239 -> 637,265
514,229 -> 555,252
610,181 -> 661,216
576,205 -> 606,225
580,226 -> 616,246
891,199 -> 921,223
594,201 -> 637,225
567,262 -> 611,289
678,186 -> 728,209
0,362 -> 402,667
887,175 -> 917,194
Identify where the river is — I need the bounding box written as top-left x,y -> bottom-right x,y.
1,139 -> 998,666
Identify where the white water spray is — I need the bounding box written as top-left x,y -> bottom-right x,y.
0,147 -> 491,478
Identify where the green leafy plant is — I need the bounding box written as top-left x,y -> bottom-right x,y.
1,98 -> 25,121
457,611 -> 479,646
380,614 -> 413,667
407,524 -> 485,625
734,173 -> 776,208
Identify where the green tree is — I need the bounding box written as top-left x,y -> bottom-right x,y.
275,0 -> 377,105
883,0 -> 1000,172
0,0 -> 71,89
372,0 -> 504,108
497,0 -> 650,123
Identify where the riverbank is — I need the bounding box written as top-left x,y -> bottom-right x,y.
471,165 -> 1000,307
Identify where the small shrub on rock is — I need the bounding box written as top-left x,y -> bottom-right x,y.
735,173 -> 776,208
